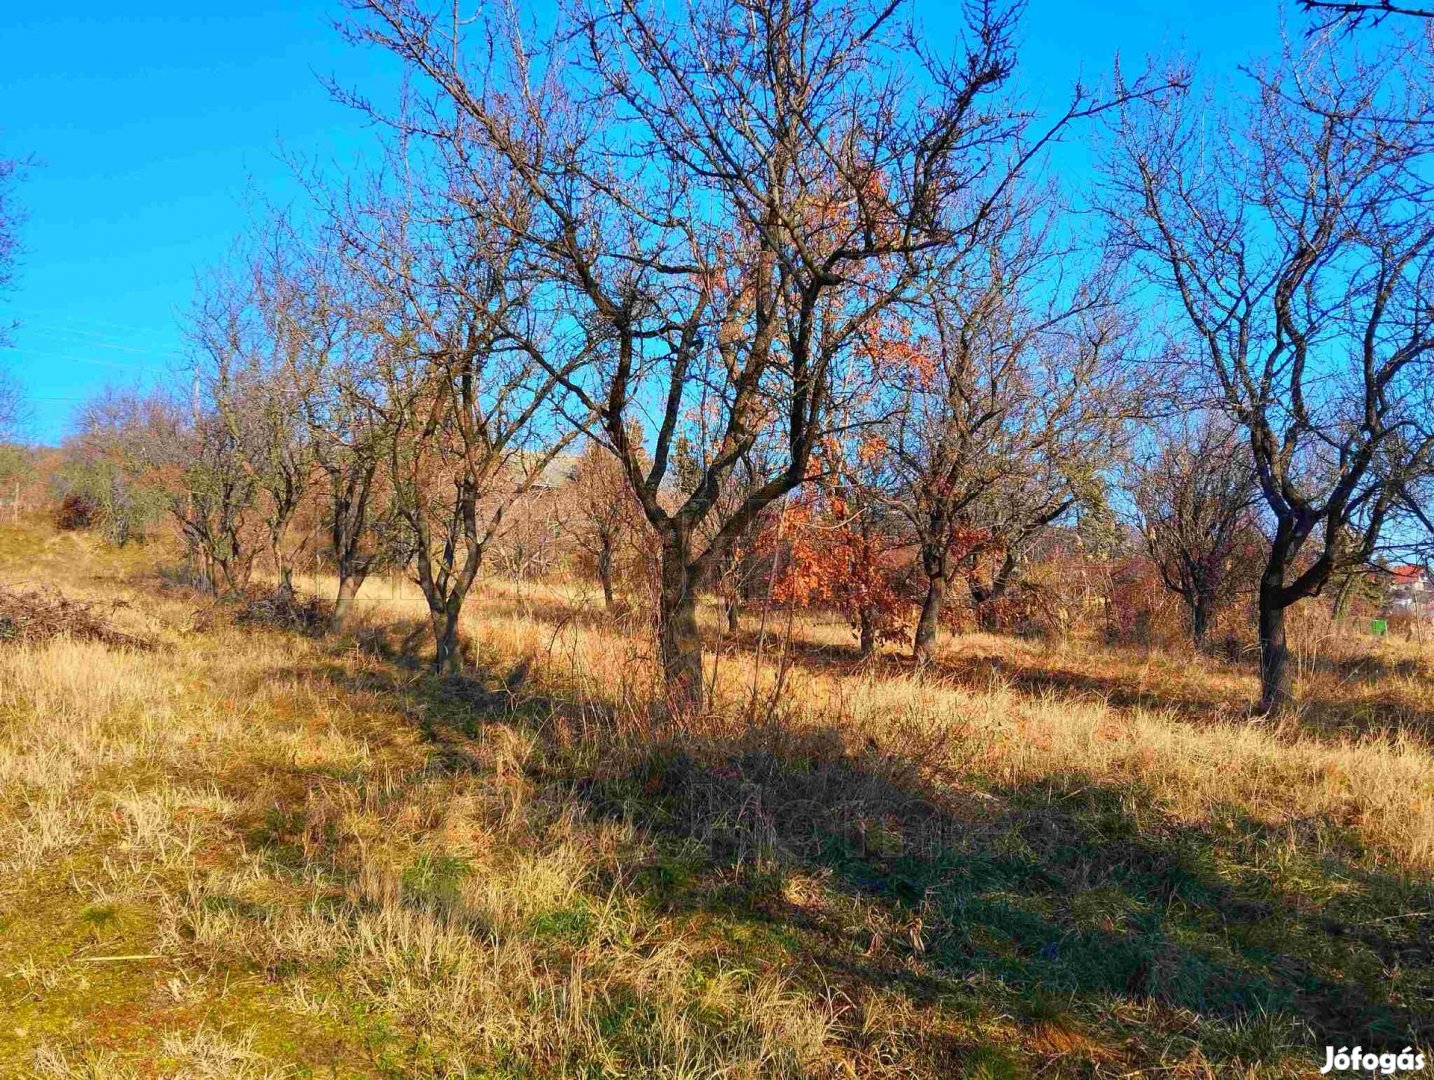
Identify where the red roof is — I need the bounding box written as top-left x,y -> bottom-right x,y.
1388,565 -> 1427,586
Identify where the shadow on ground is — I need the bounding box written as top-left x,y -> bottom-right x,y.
720,619 -> 1434,745
577,732 -> 1431,1046
930,649 -> 1434,744
229,624 -> 1434,1078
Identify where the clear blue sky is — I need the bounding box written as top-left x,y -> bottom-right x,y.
1,0 -> 1282,445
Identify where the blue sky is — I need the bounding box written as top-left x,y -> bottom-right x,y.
0,0 -> 1282,445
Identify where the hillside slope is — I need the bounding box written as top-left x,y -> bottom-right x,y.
2,524 -> 1432,1078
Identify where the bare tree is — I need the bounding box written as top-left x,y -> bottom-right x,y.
1,153 -> 29,434
311,379 -> 391,630
565,437 -> 648,611
180,409 -> 261,595
1103,43 -> 1434,713
197,250 -> 318,599
65,389 -> 169,544
345,0 -> 1168,712
961,455 -> 1122,630
0,363 -> 20,441
331,162 -> 580,673
270,245 -> 400,631
82,385 -> 258,594
1129,416 -> 1259,648
875,195 -> 1136,662
1299,0 -> 1433,31
0,153 -> 25,350
486,468 -> 571,583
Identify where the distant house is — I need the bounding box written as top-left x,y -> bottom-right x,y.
1386,564 -> 1431,617
529,452 -> 581,491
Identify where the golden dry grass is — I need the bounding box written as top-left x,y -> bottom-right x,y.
2,522 -> 1433,1078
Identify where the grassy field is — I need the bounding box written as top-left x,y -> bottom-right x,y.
2,522 -> 1433,1078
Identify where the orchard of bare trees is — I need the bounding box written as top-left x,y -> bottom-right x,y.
53,0 -> 1434,719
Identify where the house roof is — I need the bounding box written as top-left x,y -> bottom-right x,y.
508,450 -> 580,490
532,452 -> 580,489
1387,564 -> 1428,586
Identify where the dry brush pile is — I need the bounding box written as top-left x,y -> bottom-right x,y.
0,586 -> 152,652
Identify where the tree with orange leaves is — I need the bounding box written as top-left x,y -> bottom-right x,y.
774,482 -> 909,657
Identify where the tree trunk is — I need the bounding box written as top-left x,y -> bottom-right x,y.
191,542 -> 216,595
1191,595 -> 1210,651
969,552 -> 1018,633
1257,581 -> 1293,716
328,462 -> 377,632
432,606 -> 462,675
227,548 -> 255,594
331,570 -> 365,633
597,542 -> 615,611
913,573 -> 946,664
1332,573 -> 1357,621
858,607 -> 875,658
216,553 -> 244,597
658,534 -> 704,716
268,522 -> 294,600
725,595 -> 741,635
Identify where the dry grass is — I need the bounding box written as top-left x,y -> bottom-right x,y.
2,522 -> 1432,1077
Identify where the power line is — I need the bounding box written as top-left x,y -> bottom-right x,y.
11,349 -> 150,370
21,326 -> 183,359
14,313 -> 177,336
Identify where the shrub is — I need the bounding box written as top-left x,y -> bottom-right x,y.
233,586 -> 330,635
53,492 -> 100,531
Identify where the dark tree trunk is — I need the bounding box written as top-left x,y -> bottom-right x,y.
188,538 -> 216,595
414,538 -> 480,676
658,533 -> 704,716
1257,575 -> 1293,716
858,607 -> 875,658
328,460 -> 377,633
216,549 -> 252,597
1333,573 -> 1358,621
268,518 -> 296,601
725,595 -> 741,635
968,548 -> 1021,633
1191,595 -> 1210,651
597,541 -> 616,611
913,573 -> 946,664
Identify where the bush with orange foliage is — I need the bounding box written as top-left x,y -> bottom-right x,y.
773,491 -> 910,656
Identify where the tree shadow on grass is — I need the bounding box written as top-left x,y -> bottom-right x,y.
239,643 -> 1434,1076
723,616 -> 1434,744
719,621 -> 1259,724
570,730 -> 1432,1049
937,648 -> 1434,745
933,651 -> 1247,720
451,589 -> 650,638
